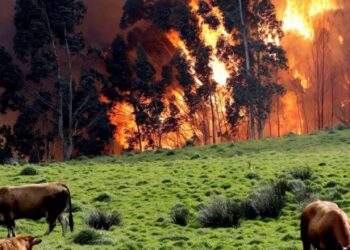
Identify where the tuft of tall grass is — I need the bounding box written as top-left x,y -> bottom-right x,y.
85,209 -> 122,230
171,205 -> 190,226
198,198 -> 242,228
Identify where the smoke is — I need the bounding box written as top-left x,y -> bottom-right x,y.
82,0 -> 126,47
0,0 -> 15,53
0,0 -> 126,51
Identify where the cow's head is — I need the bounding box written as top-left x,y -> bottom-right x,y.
20,236 -> 42,250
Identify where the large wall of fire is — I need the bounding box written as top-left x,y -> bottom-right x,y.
109,0 -> 350,152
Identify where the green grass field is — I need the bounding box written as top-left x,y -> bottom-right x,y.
1,128 -> 350,249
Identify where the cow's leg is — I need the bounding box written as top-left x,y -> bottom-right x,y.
300,220 -> 311,250
7,220 -> 15,238
58,213 -> 67,236
44,212 -> 58,236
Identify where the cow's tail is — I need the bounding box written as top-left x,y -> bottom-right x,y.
61,183 -> 74,232
67,187 -> 74,232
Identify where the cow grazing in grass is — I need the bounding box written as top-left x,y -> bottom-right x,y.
0,236 -> 42,250
0,183 -> 73,237
301,200 -> 350,250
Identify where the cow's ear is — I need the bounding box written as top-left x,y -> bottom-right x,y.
32,238 -> 42,245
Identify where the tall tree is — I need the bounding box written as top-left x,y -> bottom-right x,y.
0,47 -> 23,163
0,47 -> 23,114
13,0 -> 114,161
216,0 -> 287,139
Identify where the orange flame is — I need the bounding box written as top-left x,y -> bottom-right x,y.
293,70 -> 309,89
283,0 -> 339,40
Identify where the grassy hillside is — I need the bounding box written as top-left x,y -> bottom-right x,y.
1,128 -> 350,249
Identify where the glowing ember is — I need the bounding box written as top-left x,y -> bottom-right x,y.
283,0 -> 339,40
339,35 -> 344,45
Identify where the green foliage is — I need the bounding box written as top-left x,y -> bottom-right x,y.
289,167 -> 313,180
198,198 -> 242,228
93,193 -> 112,202
246,181 -> 287,219
85,209 -> 122,230
0,130 -> 348,249
171,205 -> 189,226
19,166 -> 39,176
73,229 -> 112,245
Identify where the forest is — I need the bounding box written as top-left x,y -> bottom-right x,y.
0,0 -> 349,163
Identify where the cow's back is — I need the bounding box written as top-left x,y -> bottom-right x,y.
302,200 -> 350,249
0,183 -> 69,220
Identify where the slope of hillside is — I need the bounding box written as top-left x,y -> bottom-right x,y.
1,128 -> 350,249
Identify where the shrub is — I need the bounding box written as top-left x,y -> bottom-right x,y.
247,181 -> 287,219
70,203 -> 82,213
288,180 -> 315,203
289,167 -> 312,181
19,166 -> 39,176
73,229 -> 113,245
171,205 -> 190,226
240,199 -> 258,220
190,154 -> 200,160
335,124 -> 350,130
77,155 -> 88,161
246,173 -> 260,180
198,198 -> 242,228
184,140 -> 195,147
85,209 -> 122,230
166,150 -> 175,156
93,193 -> 111,202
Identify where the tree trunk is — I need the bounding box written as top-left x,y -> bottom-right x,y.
136,123 -> 142,152
64,24 -> 74,161
239,0 -> 255,140
214,94 -> 223,143
157,129 -> 162,149
209,94 -> 216,144
331,74 -> 335,128
301,92 -> 309,133
276,96 -> 281,137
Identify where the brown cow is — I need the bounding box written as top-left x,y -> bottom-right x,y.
301,200 -> 350,250
0,236 -> 41,250
0,183 -> 73,237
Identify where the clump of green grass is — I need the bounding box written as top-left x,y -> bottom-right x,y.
246,173 -> 260,180
93,193 -> 112,202
166,150 -> 175,156
73,229 -> 113,245
85,209 -> 122,230
171,205 -> 190,226
190,154 -> 200,160
198,198 -> 242,228
19,166 -> 39,176
70,203 -> 82,213
246,180 -> 288,219
289,166 -> 312,180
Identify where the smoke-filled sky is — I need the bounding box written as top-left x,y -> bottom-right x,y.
0,0 -> 126,52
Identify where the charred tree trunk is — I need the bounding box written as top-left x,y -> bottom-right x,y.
214,94 -> 223,143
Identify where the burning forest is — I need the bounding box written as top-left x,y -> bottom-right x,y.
0,0 -> 350,162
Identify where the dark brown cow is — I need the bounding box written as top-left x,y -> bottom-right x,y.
0,183 -> 73,237
301,200 -> 350,250
0,236 -> 41,250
